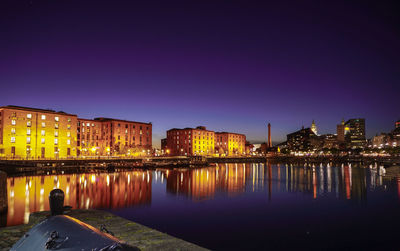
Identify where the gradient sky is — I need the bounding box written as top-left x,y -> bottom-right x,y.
1,0 -> 399,147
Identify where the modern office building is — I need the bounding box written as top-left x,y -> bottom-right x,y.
0,106 -> 78,159
166,126 -> 215,156
344,118 -> 366,148
215,132 -> 246,156
286,127 -> 319,152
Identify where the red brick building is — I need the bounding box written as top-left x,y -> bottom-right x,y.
166,126 -> 215,156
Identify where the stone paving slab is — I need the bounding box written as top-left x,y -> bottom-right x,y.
0,209 -> 208,251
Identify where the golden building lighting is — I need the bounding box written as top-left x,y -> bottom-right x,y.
0,105 -> 152,159
215,132 -> 246,156
166,126 -> 215,156
0,106 -> 77,159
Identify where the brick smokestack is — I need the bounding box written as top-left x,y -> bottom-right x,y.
268,123 -> 272,148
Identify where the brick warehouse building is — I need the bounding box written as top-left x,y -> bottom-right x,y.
166,126 -> 215,156
0,106 -> 78,159
215,132 -> 246,156
0,105 -> 152,159
166,126 -> 246,156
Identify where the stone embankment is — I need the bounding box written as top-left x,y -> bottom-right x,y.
0,209 -> 208,251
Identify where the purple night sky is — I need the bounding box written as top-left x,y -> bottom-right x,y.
1,0 -> 399,147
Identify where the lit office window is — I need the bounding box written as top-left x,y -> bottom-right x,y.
26,137 -> 31,144
41,130 -> 45,136
11,120 -> 16,125
54,138 -> 58,145
27,129 -> 31,135
55,116 -> 59,122
67,139 -> 71,145
41,138 -> 45,144
27,114 -> 32,119
11,137 -> 15,143
42,122 -> 46,128
27,121 -> 31,127
55,131 -> 58,137
41,115 -> 46,120
11,128 -> 16,134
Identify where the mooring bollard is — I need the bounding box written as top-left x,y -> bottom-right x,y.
49,189 -> 64,216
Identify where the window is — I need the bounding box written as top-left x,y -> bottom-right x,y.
41,115 -> 46,120
86,123 -> 90,127
27,129 -> 31,135
55,116 -> 59,122
12,112 -> 16,117
42,122 -> 46,128
68,118 -> 71,122
54,138 -> 58,145
41,130 -> 45,136
125,129 -> 128,134
27,121 -> 31,127
41,138 -> 45,144
55,123 -> 59,129
55,131 -> 58,137
11,128 -> 15,134
67,132 -> 71,137
67,139 -> 71,145
91,123 -> 94,127
11,137 -> 15,143
11,120 -> 16,125
27,114 -> 32,119
26,137 -> 31,144
67,125 -> 71,129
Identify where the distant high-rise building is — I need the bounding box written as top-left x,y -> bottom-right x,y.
396,120 -> 400,129
344,118 -> 366,148
337,119 -> 345,142
311,120 -> 318,135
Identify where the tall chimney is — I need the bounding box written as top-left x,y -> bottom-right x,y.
268,123 -> 272,148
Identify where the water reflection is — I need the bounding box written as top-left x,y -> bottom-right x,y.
5,171 -> 151,226
2,163 -> 398,227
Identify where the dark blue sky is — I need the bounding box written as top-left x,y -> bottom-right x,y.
1,0 -> 399,147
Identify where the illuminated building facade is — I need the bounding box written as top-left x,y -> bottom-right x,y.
77,119 -> 102,156
396,120 -> 400,129
93,118 -> 152,156
344,118 -> 366,148
215,132 -> 246,156
0,106 -> 77,159
0,105 -> 152,159
166,126 -> 215,156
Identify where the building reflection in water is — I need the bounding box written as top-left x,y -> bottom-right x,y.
4,162 -> 398,227
5,170 -> 151,226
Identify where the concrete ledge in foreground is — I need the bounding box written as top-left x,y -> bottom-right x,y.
0,209 -> 208,251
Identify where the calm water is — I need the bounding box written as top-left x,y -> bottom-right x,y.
3,163 -> 400,250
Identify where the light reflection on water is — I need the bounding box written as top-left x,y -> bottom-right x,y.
3,162 -> 399,228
